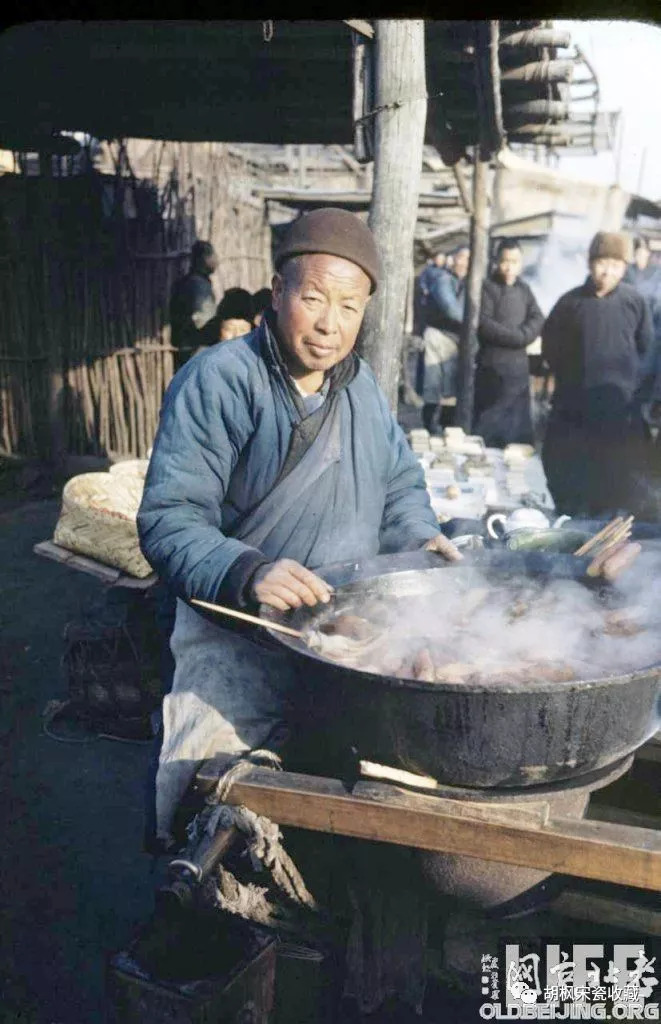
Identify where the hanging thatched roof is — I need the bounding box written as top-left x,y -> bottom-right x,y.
0,19 -> 606,159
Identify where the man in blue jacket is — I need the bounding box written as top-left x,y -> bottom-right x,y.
138,208 -> 460,847
420,244 -> 469,432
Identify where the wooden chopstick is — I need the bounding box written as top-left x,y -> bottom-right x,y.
600,516 -> 634,551
191,598 -> 305,639
574,516 -> 623,557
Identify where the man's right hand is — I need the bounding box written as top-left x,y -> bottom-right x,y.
250,559 -> 333,612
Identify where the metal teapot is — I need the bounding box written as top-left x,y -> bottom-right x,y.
486,507 -> 571,541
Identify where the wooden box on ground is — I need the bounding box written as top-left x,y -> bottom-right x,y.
105,913 -> 277,1024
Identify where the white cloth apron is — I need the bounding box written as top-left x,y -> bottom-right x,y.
155,601 -> 298,842
154,397 -> 343,844
422,326 -> 459,404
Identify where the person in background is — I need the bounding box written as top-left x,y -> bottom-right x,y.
251,287 -> 272,328
413,251 -> 446,400
473,239 -> 544,447
420,244 -> 470,433
416,251 -> 447,318
626,237 -> 661,432
542,231 -> 653,518
169,241 -> 218,370
215,287 -> 254,341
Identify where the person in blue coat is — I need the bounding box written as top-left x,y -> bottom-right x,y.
138,208 -> 461,848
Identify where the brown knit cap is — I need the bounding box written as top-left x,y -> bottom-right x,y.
588,231 -> 633,264
275,208 -> 381,293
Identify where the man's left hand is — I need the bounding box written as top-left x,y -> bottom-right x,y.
423,533 -> 463,562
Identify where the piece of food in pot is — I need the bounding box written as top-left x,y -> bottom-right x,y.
306,631 -> 367,662
379,651 -> 409,677
586,541 -> 642,580
600,542 -> 642,582
601,610 -> 644,637
412,647 -> 435,682
319,613 -> 376,641
529,661 -> 576,683
434,661 -> 477,684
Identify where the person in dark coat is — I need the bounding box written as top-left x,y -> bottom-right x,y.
169,241 -> 218,370
473,239 -> 544,447
626,237 -> 661,425
542,231 -> 654,518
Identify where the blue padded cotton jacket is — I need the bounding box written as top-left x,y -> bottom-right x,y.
137,320 -> 440,606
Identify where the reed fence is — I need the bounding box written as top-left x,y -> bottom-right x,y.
0,140 -> 271,459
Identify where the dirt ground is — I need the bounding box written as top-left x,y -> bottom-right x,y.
0,497 -> 154,1023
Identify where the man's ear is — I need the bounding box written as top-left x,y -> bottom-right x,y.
271,272 -> 283,311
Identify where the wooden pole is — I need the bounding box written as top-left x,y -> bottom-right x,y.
358,19 -> 427,410
455,23 -> 495,433
452,160 -> 473,215
456,155 -> 490,432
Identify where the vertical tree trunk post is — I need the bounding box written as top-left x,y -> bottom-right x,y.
456,21 -> 499,433
455,154 -> 491,432
359,19 -> 427,410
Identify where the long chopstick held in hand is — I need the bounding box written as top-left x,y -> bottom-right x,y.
191,598 -> 304,639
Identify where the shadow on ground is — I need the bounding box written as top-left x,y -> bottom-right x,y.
0,499 -> 154,1024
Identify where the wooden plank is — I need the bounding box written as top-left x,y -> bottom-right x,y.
33,538 -> 156,588
33,539 -> 74,565
589,805 -> 661,832
225,767 -> 661,892
58,552 -> 122,584
552,890 -> 661,936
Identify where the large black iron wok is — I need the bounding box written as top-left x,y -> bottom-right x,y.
260,549 -> 661,788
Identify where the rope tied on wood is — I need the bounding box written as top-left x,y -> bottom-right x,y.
353,88 -> 446,127
197,749 -> 318,926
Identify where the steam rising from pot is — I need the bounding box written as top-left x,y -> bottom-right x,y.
312,544 -> 661,688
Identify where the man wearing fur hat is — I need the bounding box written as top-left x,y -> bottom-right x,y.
138,208 -> 461,849
542,231 -> 654,516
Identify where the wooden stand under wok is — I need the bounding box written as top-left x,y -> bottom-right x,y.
195,737 -> 661,929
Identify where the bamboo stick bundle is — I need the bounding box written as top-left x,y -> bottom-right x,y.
80,361 -> 97,453
118,351 -> 138,455
109,352 -> 130,455
131,353 -> 144,457
133,349 -> 153,456
98,357 -> 109,454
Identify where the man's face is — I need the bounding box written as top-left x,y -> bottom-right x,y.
497,247 -> 522,286
452,247 -> 470,279
433,253 -> 446,268
219,318 -> 252,341
589,257 -> 626,297
634,246 -> 650,270
271,253 -> 371,377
